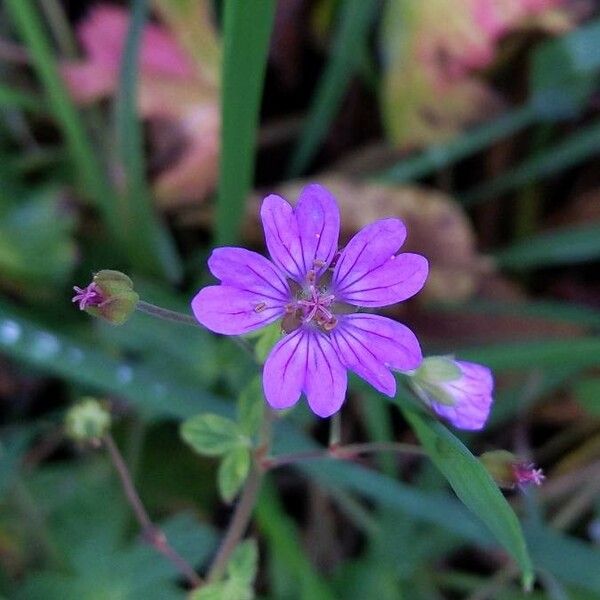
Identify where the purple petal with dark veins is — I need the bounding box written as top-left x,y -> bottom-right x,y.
207,247 -> 291,302
304,331 -> 347,418
192,285 -> 284,335
330,314 -> 422,396
263,329 -> 306,410
260,184 -> 340,282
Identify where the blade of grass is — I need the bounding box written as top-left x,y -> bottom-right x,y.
216,0 -> 276,245
429,298 -> 600,329
461,119 -> 600,205
495,223 -> 600,270
115,0 -> 182,281
0,298 -> 224,420
377,105 -> 537,184
399,400 -> 534,590
0,84 -> 44,113
458,337 -> 600,371
4,0 -> 121,242
287,0 -> 378,178
256,479 -> 338,600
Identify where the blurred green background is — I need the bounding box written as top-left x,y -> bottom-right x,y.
1,0 -> 599,598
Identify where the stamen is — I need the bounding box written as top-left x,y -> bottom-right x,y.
306,270 -> 316,284
254,302 -> 267,313
323,317 -> 337,331
313,259 -> 325,268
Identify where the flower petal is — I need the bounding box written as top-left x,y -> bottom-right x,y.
192,285 -> 283,335
295,184 -> 340,277
261,193 -> 304,282
261,184 -> 341,282
263,329 -> 306,410
304,332 -> 347,418
336,252 -> 429,308
432,361 -> 494,430
208,247 -> 290,303
334,219 -> 407,289
330,314 -> 422,396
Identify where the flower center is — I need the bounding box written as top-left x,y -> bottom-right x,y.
283,269 -> 338,333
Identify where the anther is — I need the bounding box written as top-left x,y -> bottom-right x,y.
306,270 -> 316,284
254,302 -> 267,313
313,259 -> 325,268
323,317 -> 337,331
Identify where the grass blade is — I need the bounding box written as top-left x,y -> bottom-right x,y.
287,0 -> 378,178
495,223 -> 600,269
256,480 -> 337,600
461,119 -> 600,205
399,400 -> 534,590
377,105 -> 536,184
115,0 -> 182,281
4,0 -> 120,240
0,85 -> 44,113
216,0 -> 276,245
458,337 -> 600,371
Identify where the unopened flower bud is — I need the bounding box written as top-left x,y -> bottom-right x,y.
65,398 -> 111,443
480,450 -> 545,489
408,356 -> 494,430
72,270 -> 138,325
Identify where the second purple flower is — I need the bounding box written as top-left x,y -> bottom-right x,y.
192,184 -> 429,417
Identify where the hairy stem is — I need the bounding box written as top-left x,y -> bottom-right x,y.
206,466 -> 263,583
135,300 -> 256,359
206,412 -> 273,582
104,434 -> 202,587
136,300 -> 199,326
263,441 -> 426,470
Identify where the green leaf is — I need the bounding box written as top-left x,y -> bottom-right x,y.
114,0 -> 182,281
0,188 -> 76,288
181,414 -> 246,457
218,447 -> 251,502
573,378 -> 600,416
216,0 -> 276,245
227,539 -> 258,588
398,401 -> 534,589
530,18 -> 600,120
191,582 -> 229,600
237,377 -> 265,438
287,0 -> 378,177
254,322 -> 281,364
190,539 -> 258,600
0,298 -> 226,420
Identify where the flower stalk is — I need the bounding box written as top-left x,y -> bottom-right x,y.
104,434 -> 202,588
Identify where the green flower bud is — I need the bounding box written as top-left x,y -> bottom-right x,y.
65,398 -> 111,443
72,270 -> 139,325
480,450 -> 545,489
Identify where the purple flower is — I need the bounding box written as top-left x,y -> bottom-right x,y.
409,357 -> 494,430
192,184 -> 428,417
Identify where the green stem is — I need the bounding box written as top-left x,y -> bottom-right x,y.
329,412 -> 341,448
